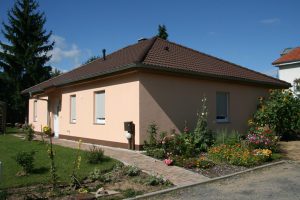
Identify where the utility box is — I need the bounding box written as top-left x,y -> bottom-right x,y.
124,121 -> 135,150
0,101 -> 6,134
124,121 -> 133,132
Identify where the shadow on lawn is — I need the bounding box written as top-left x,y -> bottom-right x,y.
32,167 -> 49,174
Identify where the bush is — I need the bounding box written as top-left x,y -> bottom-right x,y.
23,124 -> 34,141
122,188 -> 143,198
196,155 -> 215,169
14,151 -> 35,174
125,165 -> 141,176
251,89 -> 300,140
145,148 -> 165,159
144,175 -> 166,186
246,127 -> 278,151
88,168 -> 103,181
208,144 -> 265,166
86,145 -> 104,164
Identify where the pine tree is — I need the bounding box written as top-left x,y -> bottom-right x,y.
157,24 -> 168,40
0,0 -> 54,123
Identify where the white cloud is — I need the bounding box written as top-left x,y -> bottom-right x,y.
260,18 -> 280,24
48,34 -> 82,68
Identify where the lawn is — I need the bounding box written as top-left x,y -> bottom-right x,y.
0,134 -> 118,189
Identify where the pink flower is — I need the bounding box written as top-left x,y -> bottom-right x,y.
164,158 -> 173,166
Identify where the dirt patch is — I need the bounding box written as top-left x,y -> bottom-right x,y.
279,141 -> 300,161
3,170 -> 172,200
194,164 -> 247,178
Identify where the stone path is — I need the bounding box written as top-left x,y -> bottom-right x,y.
49,137 -> 210,186
279,141 -> 300,161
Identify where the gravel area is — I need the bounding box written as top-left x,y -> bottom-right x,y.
143,161 -> 300,200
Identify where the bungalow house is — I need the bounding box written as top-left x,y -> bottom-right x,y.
22,37 -> 289,149
272,47 -> 300,94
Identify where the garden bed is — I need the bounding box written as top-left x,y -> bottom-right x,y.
0,133 -> 172,199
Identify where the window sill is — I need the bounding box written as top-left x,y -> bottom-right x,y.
216,119 -> 230,124
94,123 -> 105,125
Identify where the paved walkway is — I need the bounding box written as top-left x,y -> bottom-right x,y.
48,137 -> 210,186
279,141 -> 300,161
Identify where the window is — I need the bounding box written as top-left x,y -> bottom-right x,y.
216,92 -> 229,122
95,91 -> 105,124
70,95 -> 76,123
33,100 -> 37,122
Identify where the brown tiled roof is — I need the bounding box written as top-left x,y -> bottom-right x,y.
22,37 -> 289,94
272,47 -> 300,65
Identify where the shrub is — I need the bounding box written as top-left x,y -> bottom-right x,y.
144,122 -> 159,149
144,175 -> 166,186
171,155 -> 197,168
246,127 -> 278,151
208,144 -> 264,166
125,165 -> 141,176
14,151 -> 35,174
88,168 -> 103,181
122,188 -> 143,198
145,148 -> 165,159
23,124 -> 34,141
251,89 -> 300,140
86,145 -> 105,164
196,155 -> 215,169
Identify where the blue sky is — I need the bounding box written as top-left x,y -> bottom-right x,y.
1,0 -> 300,76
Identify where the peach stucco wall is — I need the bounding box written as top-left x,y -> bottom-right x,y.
58,73 -> 140,144
28,70 -> 274,148
138,72 -> 270,143
28,96 -> 48,132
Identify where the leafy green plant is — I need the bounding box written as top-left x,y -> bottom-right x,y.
215,129 -> 241,145
85,145 -> 105,164
122,188 -> 143,198
144,175 -> 166,186
144,122 -> 159,149
125,165 -> 141,176
46,132 -> 58,190
14,150 -> 35,174
251,89 -> 300,140
145,148 -> 165,159
88,168 -> 103,181
70,140 -> 83,189
23,124 -> 34,141
192,95 -> 214,152
0,190 -> 8,200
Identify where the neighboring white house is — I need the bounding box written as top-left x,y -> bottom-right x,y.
272,47 -> 300,93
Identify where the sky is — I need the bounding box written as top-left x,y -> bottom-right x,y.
0,0 -> 300,76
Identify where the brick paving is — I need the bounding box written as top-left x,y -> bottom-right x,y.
49,137 -> 210,186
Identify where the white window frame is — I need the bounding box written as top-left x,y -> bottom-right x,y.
33,100 -> 38,122
216,92 -> 229,123
70,95 -> 76,124
94,91 -> 105,125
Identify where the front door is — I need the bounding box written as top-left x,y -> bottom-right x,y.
53,100 -> 61,138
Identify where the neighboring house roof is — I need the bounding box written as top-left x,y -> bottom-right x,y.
272,47 -> 300,65
22,37 -> 290,94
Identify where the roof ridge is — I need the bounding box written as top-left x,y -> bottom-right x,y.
157,38 -> 288,85
136,36 -> 158,63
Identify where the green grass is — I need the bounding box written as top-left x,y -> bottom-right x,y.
0,135 -> 118,189
4,127 -> 24,134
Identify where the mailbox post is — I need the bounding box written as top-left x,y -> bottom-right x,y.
124,121 -> 135,150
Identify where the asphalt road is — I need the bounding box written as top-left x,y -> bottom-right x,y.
145,162 -> 300,200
